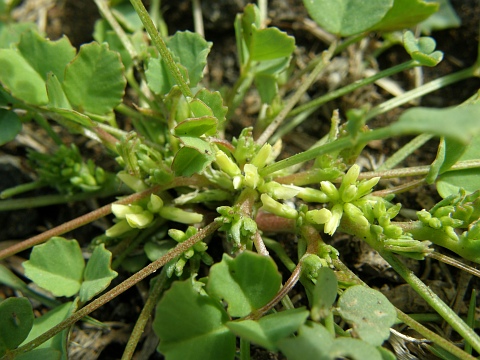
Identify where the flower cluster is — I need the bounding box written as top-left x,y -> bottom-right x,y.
106,194 -> 203,238
28,144 -> 107,194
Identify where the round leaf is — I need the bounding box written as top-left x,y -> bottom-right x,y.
249,27 -> 295,61
23,237 -> 85,297
207,251 -> 282,317
338,285 -> 396,346
63,42 -> 126,115
226,308 -> 309,350
154,279 -> 235,360
302,0 -> 393,36
311,267 -> 338,321
0,109 -> 21,145
0,297 -> 34,354
79,244 -> 118,302
0,49 -> 48,105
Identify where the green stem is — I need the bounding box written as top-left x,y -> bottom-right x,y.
0,186 -> 122,211
255,42 -> 337,146
226,62 -> 255,119
365,66 -> 476,122
381,250 -> 480,355
121,268 -> 168,360
2,221 -> 221,359
94,0 -> 138,62
129,0 -> 192,98
287,60 -> 417,119
376,133 -> 433,171
239,338 -> 251,360
0,180 -> 45,199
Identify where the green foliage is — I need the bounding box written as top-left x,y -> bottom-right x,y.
153,279 -> 235,360
1,0 -> 480,359
0,298 -> 34,356
207,251 -> 282,317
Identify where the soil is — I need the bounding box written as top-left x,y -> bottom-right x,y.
1,1 -> 479,359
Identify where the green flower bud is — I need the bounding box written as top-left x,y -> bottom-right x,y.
117,171 -> 148,192
433,206 -> 454,218
320,181 -> 339,201
184,248 -> 195,259
148,194 -> 164,213
160,206 -> 204,224
383,225 -> 403,239
106,219 -> 132,237
386,203 -> 401,219
306,208 -> 332,225
297,188 -> 329,203
175,257 -> 187,276
95,167 -> 105,184
355,177 -> 380,198
250,143 -> 272,169
378,214 -> 391,228
370,224 -> 383,236
244,164 -> 261,189
201,252 -> 214,265
193,241 -> 208,252
168,229 -> 186,242
342,164 -> 360,187
428,217 -> 442,229
111,204 -> 144,219
341,184 -> 358,203
260,181 -> 301,200
215,150 -> 241,177
233,175 -> 243,190
373,200 -> 386,219
452,204 -> 474,223
324,203 -> 343,235
126,210 -> 154,228
343,203 -> 370,228
417,210 -> 432,224
260,193 -> 298,219
439,216 -> 463,228
301,253 -> 325,281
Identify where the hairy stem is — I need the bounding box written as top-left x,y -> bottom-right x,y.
3,220 -> 221,359
121,268 -> 168,360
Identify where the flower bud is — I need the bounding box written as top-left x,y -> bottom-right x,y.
355,177 -> 380,198
343,203 -> 370,228
148,194 -> 164,213
383,225 -> 403,239
160,206 -> 204,224
428,217 -> 442,229
244,164 -> 261,189
341,184 -> 358,203
373,200 -> 386,219
233,175 -> 243,190
117,171 -> 148,192
433,206 -> 454,218
386,203 -> 401,219
112,204 -> 144,219
324,203 -> 343,235
260,193 -> 298,219
106,219 -> 132,237
126,210 -> 154,228
250,143 -> 272,169
260,181 -> 301,200
169,229 -> 186,242
297,188 -> 329,203
342,164 -> 360,187
320,181 -> 339,201
306,208 -> 332,225
417,210 -> 432,224
439,216 -> 463,228
215,150 -> 241,177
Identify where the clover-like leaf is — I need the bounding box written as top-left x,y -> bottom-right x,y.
0,109 -> 21,146
63,42 -> 126,115
303,0 -> 393,36
403,31 -> 443,66
23,237 -> 85,297
207,251 -> 282,317
79,244 -> 118,302
167,31 -> 212,87
0,49 -> 48,105
311,267 -> 338,321
17,30 -> 76,82
154,279 -> 235,360
249,26 -> 295,61
194,89 -> 227,125
388,105 -> 480,145
0,297 -> 34,355
338,285 -> 396,346
370,0 -> 439,32
226,308 -> 309,350
20,301 -> 74,356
